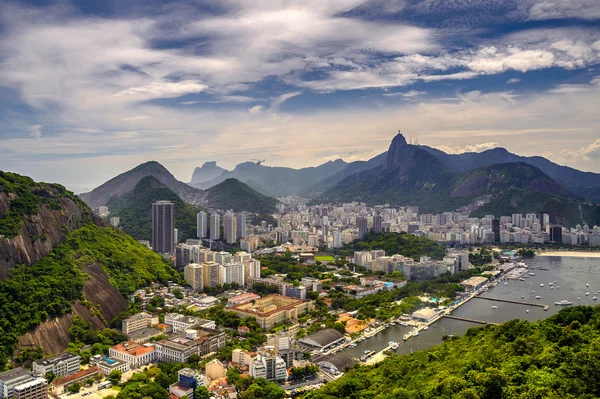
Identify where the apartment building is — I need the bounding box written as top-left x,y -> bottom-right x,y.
164,313 -> 215,333
13,377 -> 47,399
122,312 -> 159,335
32,353 -> 80,379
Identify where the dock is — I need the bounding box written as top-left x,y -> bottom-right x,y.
444,315 -> 499,325
474,296 -> 550,310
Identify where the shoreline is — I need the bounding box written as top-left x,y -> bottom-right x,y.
537,251 -> 600,258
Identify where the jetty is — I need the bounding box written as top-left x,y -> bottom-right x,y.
474,296 -> 550,310
444,315 -> 499,325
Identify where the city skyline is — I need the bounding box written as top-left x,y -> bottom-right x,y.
0,0 -> 599,193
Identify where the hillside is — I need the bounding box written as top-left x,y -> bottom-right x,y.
0,171 -> 98,278
79,161 -> 205,207
314,134 -> 593,225
194,159 -> 348,197
334,232 -> 446,261
204,178 -> 280,213
420,145 -> 600,202
190,161 -> 228,185
307,306 -> 600,399
108,176 -> 200,242
0,173 -> 178,367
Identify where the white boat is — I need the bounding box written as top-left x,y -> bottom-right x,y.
504,281 -> 507,285
594,296 -> 598,301
535,295 -> 541,299
550,287 -> 554,290
586,283 -> 589,287
526,309 -> 530,313
549,282 -> 553,286
413,332 -> 420,336
586,292 -> 590,296
423,326 -> 429,330
540,283 -> 544,287
578,297 -> 581,300
391,342 -> 399,350
555,300 -> 572,306
491,305 -> 498,309
529,272 -> 535,276
400,322 -> 408,326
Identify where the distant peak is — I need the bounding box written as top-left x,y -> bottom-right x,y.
391,132 -> 408,147
202,161 -> 217,167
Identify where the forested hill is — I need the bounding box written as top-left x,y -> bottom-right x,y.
307,305 -> 600,399
0,172 -> 178,368
108,176 -> 200,242
334,232 -> 446,261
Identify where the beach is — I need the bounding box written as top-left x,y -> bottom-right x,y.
537,251 -> 600,258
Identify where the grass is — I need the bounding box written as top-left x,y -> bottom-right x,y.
315,255 -> 336,263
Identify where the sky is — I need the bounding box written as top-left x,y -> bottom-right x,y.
0,0 -> 599,193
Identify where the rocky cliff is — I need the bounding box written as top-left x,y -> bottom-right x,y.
0,181 -> 99,279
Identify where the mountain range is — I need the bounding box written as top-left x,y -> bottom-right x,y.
79,161 -> 279,214
313,133 -> 600,227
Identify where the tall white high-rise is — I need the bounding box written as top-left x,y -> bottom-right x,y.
197,211 -> 208,238
236,212 -> 247,239
223,211 -> 237,244
210,212 -> 221,240
219,262 -> 245,286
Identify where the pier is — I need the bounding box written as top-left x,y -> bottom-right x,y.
474,296 -> 549,311
444,315 -> 499,325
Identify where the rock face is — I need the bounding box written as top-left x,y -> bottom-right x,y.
0,191 -> 99,279
190,161 -> 227,185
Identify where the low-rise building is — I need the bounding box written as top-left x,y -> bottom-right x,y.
164,313 -> 216,333
298,329 -> 346,352
122,312 -> 159,335
228,295 -> 312,330
50,367 -> 100,396
32,353 -> 80,378
109,342 -> 156,369
227,293 -> 260,307
0,368 -> 37,399
13,377 -> 47,399
169,368 -> 207,399
155,328 -> 227,363
460,276 -> 489,292
411,307 -> 439,323
96,357 -> 130,375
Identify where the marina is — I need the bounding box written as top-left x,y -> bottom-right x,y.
341,255 -> 600,361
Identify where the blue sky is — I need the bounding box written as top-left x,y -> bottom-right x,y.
0,0 -> 599,193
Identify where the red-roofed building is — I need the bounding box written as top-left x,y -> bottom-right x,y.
109,341 -> 156,368
50,367 -> 100,395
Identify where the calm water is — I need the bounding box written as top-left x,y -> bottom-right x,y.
343,256 -> 600,358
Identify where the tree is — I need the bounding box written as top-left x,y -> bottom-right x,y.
44,371 -> 56,383
333,322 -> 346,334
172,288 -> 184,299
108,370 -> 122,385
68,383 -> 81,394
85,377 -> 95,386
307,291 -> 319,300
194,386 -> 210,399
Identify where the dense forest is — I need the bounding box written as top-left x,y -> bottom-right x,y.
0,223 -> 178,369
307,305 -> 600,399
334,232 -> 446,261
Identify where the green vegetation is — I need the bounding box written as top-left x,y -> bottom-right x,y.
517,248 -> 536,258
250,213 -> 278,227
469,247 -> 497,266
315,255 -> 336,263
205,178 -> 279,214
289,364 -> 319,381
107,176 -> 200,242
307,305 -> 600,399
227,367 -> 286,399
0,171 -> 91,238
0,223 -> 178,369
334,232 -> 446,261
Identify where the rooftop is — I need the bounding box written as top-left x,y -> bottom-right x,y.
0,367 -> 30,381
112,342 -> 155,357
298,328 -> 345,347
53,367 -> 99,387
33,352 -> 80,367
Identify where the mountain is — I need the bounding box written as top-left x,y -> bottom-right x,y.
419,145 -> 600,202
193,159 -> 348,197
108,176 -> 200,242
314,133 -> 597,226
204,178 -> 280,213
0,171 -> 178,367
307,306 -> 600,399
303,152 -> 387,196
190,161 -> 227,185
79,161 -> 204,208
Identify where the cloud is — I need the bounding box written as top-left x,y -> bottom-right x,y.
114,80 -> 207,98
434,142 -> 500,154
506,78 -> 521,84
248,105 -> 264,114
121,116 -> 150,121
30,124 -> 42,139
557,139 -> 600,161
383,90 -> 427,98
527,0 -> 600,21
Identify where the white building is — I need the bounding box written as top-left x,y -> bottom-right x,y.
32,353 -> 80,378
108,342 -> 156,369
197,211 -> 208,238
164,313 -> 215,333
249,352 -> 287,381
122,313 -> 159,335
223,211 -> 237,244
210,213 -> 221,240
219,262 -> 245,286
